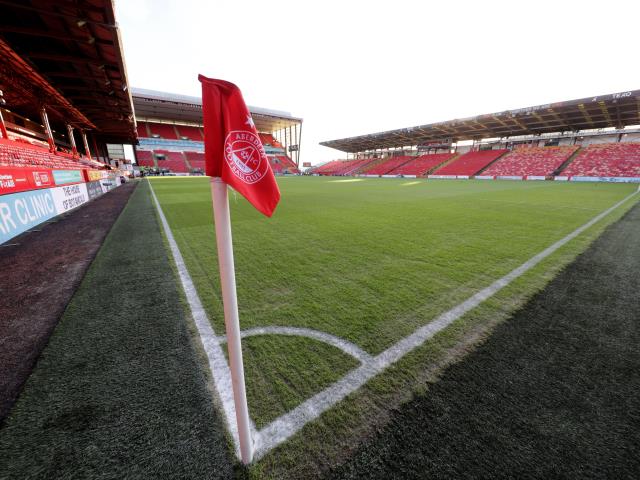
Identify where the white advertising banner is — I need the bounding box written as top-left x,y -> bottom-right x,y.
51,183 -> 89,214
570,176 -> 640,183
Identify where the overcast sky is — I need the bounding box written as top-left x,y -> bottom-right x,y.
115,0 -> 640,165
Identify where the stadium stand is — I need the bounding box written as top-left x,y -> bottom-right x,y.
175,125 -> 203,141
314,160 -> 355,175
341,158 -> 376,175
184,151 -> 205,171
483,146 -> 578,177
147,123 -> 179,140
1,138 -> 86,169
155,150 -> 189,172
275,155 -> 301,173
269,157 -> 285,174
135,150 -> 156,168
259,133 -> 284,149
132,88 -> 303,171
362,156 -> 412,175
561,143 -> 640,177
390,153 -> 454,176
136,123 -> 149,139
433,149 -> 508,176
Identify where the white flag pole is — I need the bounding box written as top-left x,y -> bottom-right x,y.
210,176 -> 253,464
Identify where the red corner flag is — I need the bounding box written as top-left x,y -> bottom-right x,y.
199,74 -> 280,217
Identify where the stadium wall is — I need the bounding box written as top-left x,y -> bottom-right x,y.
0,170 -> 121,245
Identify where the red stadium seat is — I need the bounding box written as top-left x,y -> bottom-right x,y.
562,143 -> 640,177
136,122 -> 149,138
433,150 -> 508,176
175,125 -> 203,141
390,153 -> 454,176
135,150 -> 155,167
0,138 -> 88,170
483,146 -> 578,177
314,158 -> 375,175
184,151 -> 205,171
361,156 -> 413,175
259,133 -> 283,149
155,150 -> 188,172
147,123 -> 180,140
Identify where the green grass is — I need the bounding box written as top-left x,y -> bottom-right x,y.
327,199 -> 640,479
149,176 -> 638,477
239,336 -> 359,428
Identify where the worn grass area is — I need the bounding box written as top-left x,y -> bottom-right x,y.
326,199 -> 640,479
0,181 -> 235,479
149,176 -> 638,478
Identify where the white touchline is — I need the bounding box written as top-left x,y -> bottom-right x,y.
149,179 -> 638,462
148,181 -> 258,458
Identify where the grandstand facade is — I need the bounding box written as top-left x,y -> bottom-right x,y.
132,88 -> 302,175
0,1 -> 136,245
318,90 -> 640,182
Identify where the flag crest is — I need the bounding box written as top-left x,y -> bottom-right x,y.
199,74 -> 280,217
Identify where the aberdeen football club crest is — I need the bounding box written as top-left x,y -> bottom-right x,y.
224,130 -> 269,184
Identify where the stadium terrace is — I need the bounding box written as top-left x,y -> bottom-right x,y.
132,87 -> 302,176
318,90 -> 640,182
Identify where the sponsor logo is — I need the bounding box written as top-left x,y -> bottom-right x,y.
224,130 -> 269,184
32,171 -> 51,187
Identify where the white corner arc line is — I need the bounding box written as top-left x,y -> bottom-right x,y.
217,326 -> 373,364
148,181 -> 258,459
253,188 -> 639,460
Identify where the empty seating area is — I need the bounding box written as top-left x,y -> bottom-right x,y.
269,157 -> 286,174
433,149 -> 508,176
135,150 -> 156,167
136,123 -> 149,138
314,160 -> 357,175
147,123 -> 179,140
330,157 -> 371,175
362,156 -> 412,175
0,138 -> 84,169
259,133 -> 283,149
175,125 -> 203,141
483,146 -> 578,177
155,150 -> 188,172
390,153 -> 454,176
184,151 -> 205,170
562,143 -> 640,177
275,155 -> 300,173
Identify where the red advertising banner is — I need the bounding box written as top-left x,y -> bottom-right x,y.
0,167 -> 55,195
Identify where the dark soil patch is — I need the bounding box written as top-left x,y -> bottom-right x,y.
0,182 -> 136,423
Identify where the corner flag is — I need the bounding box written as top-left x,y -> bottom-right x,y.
198,75 -> 282,464
199,74 -> 280,217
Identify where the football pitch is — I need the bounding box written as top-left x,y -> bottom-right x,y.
148,176 -> 638,474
